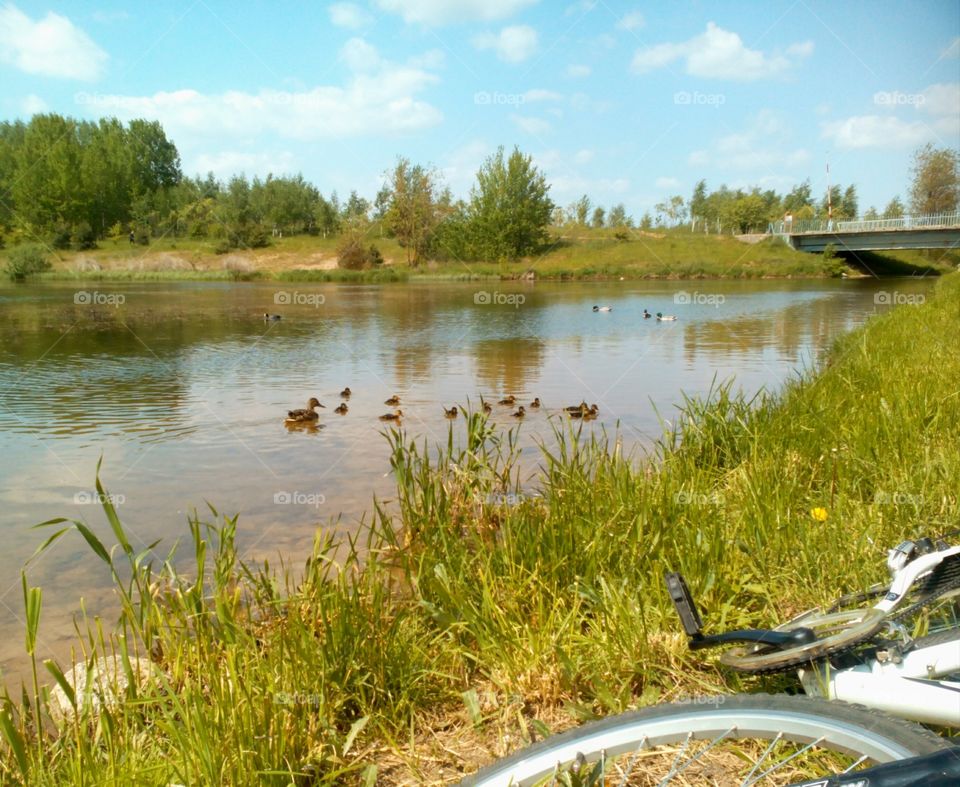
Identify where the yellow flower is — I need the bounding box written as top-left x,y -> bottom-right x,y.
810,507 -> 828,522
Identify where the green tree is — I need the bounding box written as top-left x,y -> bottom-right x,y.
385,158 -> 438,266
590,206 -> 605,228
883,196 -> 905,219
572,194 -> 590,225
689,179 -> 708,221
782,180 -> 813,215
608,203 -> 629,227
909,143 -> 959,214
466,146 -> 553,260
840,185 -> 858,219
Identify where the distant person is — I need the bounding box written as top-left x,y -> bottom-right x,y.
129,230 -> 135,244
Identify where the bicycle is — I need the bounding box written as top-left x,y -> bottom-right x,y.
462,535 -> 960,785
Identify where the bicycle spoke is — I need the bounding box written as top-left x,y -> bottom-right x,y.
751,737 -> 827,782
743,732 -> 784,785
615,737 -> 649,787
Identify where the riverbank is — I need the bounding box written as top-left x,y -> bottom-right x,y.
1,275 -> 957,784
15,227 -> 957,282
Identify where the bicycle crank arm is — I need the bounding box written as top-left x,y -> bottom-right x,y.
688,626 -> 817,651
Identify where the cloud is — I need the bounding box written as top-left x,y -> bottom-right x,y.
473,25 -> 538,63
522,88 -> 562,102
692,110 -> 811,170
75,40 -> 442,140
918,82 -> 960,117
0,3 -> 107,80
21,93 -> 47,115
655,176 -> 680,189
566,63 -> 591,78
631,22 -> 810,80
190,150 -> 297,178
376,0 -> 536,26
820,114 -> 953,149
512,114 -> 551,135
329,2 -> 374,29
617,11 -> 645,31
573,148 -> 594,164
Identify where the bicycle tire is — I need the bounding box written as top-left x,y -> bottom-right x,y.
461,694 -> 953,786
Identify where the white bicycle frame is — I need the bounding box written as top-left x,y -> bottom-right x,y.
798,545 -> 960,726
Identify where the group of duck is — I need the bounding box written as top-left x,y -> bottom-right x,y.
593,306 -> 677,321
284,390 -> 600,425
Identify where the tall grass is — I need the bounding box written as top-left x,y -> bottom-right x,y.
1,275 -> 958,784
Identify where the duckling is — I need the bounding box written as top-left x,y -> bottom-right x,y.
334,403 -> 348,415
340,387 -> 352,398
656,312 -> 677,321
498,395 -> 516,405
511,406 -> 526,418
593,305 -> 612,312
643,309 -> 652,319
444,406 -> 459,418
583,404 -> 600,419
384,395 -> 400,406
285,397 -> 324,423
482,400 -> 493,414
529,397 -> 541,408
263,313 -> 282,321
564,401 -> 589,413
379,410 -> 403,421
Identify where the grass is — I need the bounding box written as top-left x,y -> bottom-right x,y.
1,274 -> 958,784
12,226 -> 956,282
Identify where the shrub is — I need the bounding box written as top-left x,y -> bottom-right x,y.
51,223 -> 72,250
134,226 -> 151,245
337,240 -> 384,270
213,238 -> 232,255
4,243 -> 51,281
71,221 -> 97,250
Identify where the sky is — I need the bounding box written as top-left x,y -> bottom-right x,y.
1,0 -> 958,217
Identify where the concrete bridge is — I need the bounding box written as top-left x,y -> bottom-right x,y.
769,212 -> 960,253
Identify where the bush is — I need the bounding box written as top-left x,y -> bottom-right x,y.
71,221 -> 97,250
51,223 -> 72,250
4,243 -> 51,281
213,238 -> 232,255
337,239 -> 383,270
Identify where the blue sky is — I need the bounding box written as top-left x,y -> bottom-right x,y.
1,1 -> 958,217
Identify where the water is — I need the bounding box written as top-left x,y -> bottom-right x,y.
0,276 -> 934,681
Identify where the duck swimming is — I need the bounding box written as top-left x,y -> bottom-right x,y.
340,387 -> 352,398
444,406 -> 459,418
285,397 -> 324,423
263,313 -> 282,321
656,312 -> 677,321
482,399 -> 493,414
570,404 -> 599,419
511,406 -> 526,418
334,403 -> 348,415
564,401 -> 589,413
384,395 -> 400,406
643,309 -> 652,318
379,410 -> 403,421
498,395 -> 516,405
593,305 -> 612,312
529,397 -> 541,408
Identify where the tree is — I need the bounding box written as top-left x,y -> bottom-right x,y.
863,206 -> 879,220
782,180 -> 813,215
883,196 -> 905,219
465,146 -> 553,260
385,158 -> 438,266
608,203 -> 629,227
590,206 -> 605,228
573,194 -> 590,225
655,195 -> 687,226
639,212 -> 653,230
689,179 -> 708,222
840,185 -> 858,219
909,143 -> 959,215
725,194 -> 767,233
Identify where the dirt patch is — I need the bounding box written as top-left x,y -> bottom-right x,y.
127,252 -> 195,272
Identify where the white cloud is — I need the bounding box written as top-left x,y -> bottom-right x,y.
376,0 -> 536,26
617,11 -> 645,31
191,150 -> 297,178
474,25 -> 538,63
340,37 -> 381,71
655,176 -> 680,189
573,148 -> 594,164
566,63 -> 591,78
522,88 -> 562,102
76,40 -> 442,140
0,3 -> 107,80
21,93 -> 47,115
631,22 -> 810,80
691,110 -> 810,171
918,82 -> 960,117
512,114 -> 551,135
820,115 -> 949,149
329,2 -> 374,29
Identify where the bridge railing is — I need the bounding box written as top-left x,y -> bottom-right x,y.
769,212 -> 960,236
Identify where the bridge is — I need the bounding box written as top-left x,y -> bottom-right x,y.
769,212 -> 960,253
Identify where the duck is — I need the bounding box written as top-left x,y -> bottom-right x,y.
384,395 -> 400,406
593,305 -> 612,312
643,309 -> 652,319
511,406 -> 526,418
529,397 -> 541,408
379,410 -> 403,421
334,403 -> 348,415
339,387 -> 352,398
656,312 -> 677,321
564,401 -> 590,413
285,397 -> 324,423
444,406 -> 459,418
263,313 -> 282,321
570,404 -> 600,419
498,395 -> 516,405
481,399 -> 493,414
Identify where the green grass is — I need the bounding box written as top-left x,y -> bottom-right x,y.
1,275 -> 958,784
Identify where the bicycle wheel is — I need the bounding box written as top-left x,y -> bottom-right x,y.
461,694 -> 952,786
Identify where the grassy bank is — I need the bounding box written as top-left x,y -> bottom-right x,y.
13,227 -> 956,283
1,275 -> 958,784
